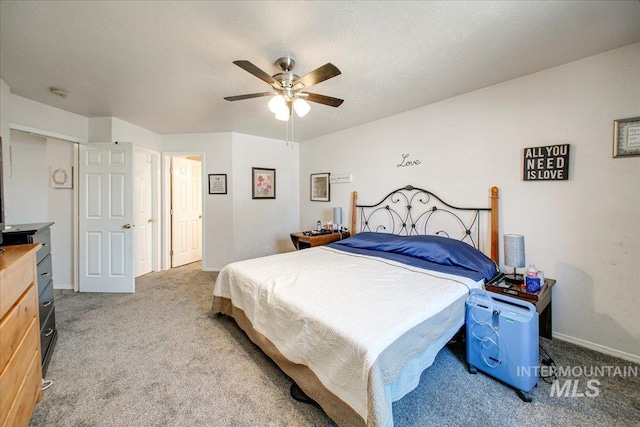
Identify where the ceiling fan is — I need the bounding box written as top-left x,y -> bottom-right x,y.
224,57 -> 344,121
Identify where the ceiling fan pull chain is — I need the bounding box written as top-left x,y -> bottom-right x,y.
285,115 -> 290,145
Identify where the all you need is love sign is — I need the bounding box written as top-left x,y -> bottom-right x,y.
523,144 -> 570,181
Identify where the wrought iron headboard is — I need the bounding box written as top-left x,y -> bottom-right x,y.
350,185 -> 500,262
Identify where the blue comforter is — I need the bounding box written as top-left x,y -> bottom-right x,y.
327,232 -> 498,282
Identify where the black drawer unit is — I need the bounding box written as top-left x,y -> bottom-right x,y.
2,222 -> 57,376
37,253 -> 53,295
39,279 -> 55,326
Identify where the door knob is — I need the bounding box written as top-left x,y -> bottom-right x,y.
123,223 -> 133,229
148,218 -> 154,223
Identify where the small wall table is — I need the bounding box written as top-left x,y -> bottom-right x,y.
290,231 -> 350,250
486,278 -> 556,339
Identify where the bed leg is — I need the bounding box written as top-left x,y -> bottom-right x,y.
290,383 -> 317,405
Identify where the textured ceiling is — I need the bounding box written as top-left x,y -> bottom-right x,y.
1,1 -> 639,142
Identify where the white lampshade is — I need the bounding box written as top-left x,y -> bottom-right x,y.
333,207 -> 342,227
293,98 -> 311,118
268,95 -> 286,114
275,107 -> 290,121
504,234 -> 525,268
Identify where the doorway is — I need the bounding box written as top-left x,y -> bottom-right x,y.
163,154 -> 203,268
134,148 -> 160,278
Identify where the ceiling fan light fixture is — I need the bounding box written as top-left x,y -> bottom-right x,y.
225,58 -> 343,124
268,94 -> 286,114
293,98 -> 311,118
275,108 -> 290,122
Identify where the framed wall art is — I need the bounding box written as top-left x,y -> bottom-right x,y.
252,167 -> 275,199
613,116 -> 640,158
310,172 -> 330,202
208,174 -> 227,194
50,165 -> 73,189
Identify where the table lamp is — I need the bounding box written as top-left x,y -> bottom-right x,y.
333,207 -> 343,232
504,234 -> 525,285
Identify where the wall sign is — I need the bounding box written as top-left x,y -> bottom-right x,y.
208,174 -> 227,194
523,144 -> 570,181
397,153 -> 421,167
329,173 -> 352,184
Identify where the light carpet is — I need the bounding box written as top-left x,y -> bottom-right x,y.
30,261 -> 640,426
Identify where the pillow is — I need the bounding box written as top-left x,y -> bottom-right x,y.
334,232 -> 498,281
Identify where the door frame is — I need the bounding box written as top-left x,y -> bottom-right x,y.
78,141 -> 135,293
9,124 -> 84,292
161,151 -> 206,270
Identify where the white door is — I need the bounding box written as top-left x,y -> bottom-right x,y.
171,157 -> 202,267
79,142 -> 135,293
134,150 -> 154,277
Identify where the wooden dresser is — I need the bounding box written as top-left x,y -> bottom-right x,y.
2,222 -> 57,375
0,244 -> 43,427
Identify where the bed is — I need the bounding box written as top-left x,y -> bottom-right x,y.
212,185 -> 500,427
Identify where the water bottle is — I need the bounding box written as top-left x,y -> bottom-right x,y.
525,264 -> 541,293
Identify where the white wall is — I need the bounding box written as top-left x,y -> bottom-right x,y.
1,79 -> 12,223
162,132 -> 300,268
300,43 -> 640,361
46,137 -> 76,289
6,130 -> 75,289
10,94 -> 88,142
5,130 -> 48,224
0,79 -> 10,158
88,117 -> 162,150
162,133 -> 233,270
231,134 -> 300,260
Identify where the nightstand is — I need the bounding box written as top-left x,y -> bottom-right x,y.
290,231 -> 350,250
485,278 -> 556,339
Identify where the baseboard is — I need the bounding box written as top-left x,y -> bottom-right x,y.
53,283 -> 73,290
553,332 -> 640,364
202,267 -> 221,272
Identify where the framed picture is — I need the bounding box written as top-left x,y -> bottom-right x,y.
49,165 -> 73,189
252,167 -> 276,199
208,174 -> 227,194
613,116 -> 640,158
310,172 -> 330,202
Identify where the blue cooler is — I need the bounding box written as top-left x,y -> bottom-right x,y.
466,289 -> 539,401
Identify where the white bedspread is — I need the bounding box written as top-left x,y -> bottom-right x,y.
213,246 -> 482,426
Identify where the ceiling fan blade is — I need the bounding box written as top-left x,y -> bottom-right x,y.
224,92 -> 274,101
233,60 -> 280,88
303,92 -> 344,107
292,63 -> 341,89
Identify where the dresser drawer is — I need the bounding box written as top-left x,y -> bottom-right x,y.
32,227 -> 52,264
0,246 -> 38,319
2,348 -> 41,427
0,318 -> 40,424
0,284 -> 38,374
37,253 -> 53,296
40,309 -> 56,363
38,279 -> 55,325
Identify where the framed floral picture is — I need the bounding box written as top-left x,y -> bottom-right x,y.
310,172 -> 330,202
252,167 -> 276,199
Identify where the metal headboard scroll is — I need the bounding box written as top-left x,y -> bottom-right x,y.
355,185 -> 491,250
